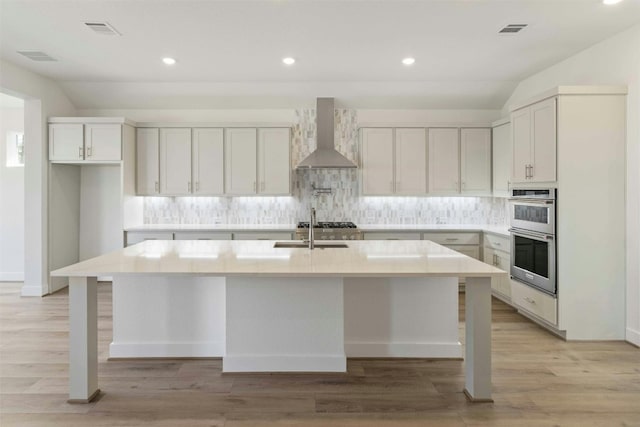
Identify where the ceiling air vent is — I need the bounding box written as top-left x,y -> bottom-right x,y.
84,22 -> 121,35
17,51 -> 57,61
499,24 -> 528,34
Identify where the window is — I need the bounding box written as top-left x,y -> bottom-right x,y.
6,131 -> 24,167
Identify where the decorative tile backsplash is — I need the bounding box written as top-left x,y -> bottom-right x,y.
143,109 -> 508,226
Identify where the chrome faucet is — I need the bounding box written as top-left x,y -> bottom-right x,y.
309,207 -> 316,249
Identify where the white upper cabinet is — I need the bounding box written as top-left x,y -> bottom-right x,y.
428,128 -> 460,194
361,128 -> 394,195
492,121 -> 511,197
50,124 -> 84,161
225,128 -> 258,195
192,128 -> 224,195
258,128 -> 290,195
136,128 -> 160,195
530,98 -> 556,182
395,128 -> 427,195
50,123 -> 121,162
460,128 -> 491,195
84,124 -> 122,161
160,128 -> 192,195
511,97 -> 557,183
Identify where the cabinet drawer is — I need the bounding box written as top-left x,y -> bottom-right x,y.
233,232 -> 293,240
484,233 -> 510,252
174,232 -> 232,240
511,279 -> 557,325
423,232 -> 479,245
363,232 -> 421,240
126,232 -> 173,246
446,245 -> 479,260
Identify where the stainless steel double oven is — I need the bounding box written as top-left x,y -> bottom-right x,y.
509,189 -> 557,296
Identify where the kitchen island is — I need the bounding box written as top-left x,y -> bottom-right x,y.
52,239 -> 504,403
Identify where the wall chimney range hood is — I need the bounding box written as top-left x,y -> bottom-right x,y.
296,98 -> 357,169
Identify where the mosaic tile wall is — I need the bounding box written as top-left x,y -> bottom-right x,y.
143,109 -> 508,226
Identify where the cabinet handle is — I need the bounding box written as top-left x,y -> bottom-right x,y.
524,296 -> 536,305
87,146 -> 92,157
529,164 -> 534,178
493,254 -> 498,266
462,182 -> 466,190
188,182 -> 191,192
253,181 -> 256,192
445,238 -> 459,242
155,181 -> 159,193
196,182 -> 199,191
78,147 -> 83,159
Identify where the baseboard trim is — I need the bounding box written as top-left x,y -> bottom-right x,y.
0,272 -> 24,281
109,341 -> 225,358
345,341 -> 462,358
626,327 -> 640,347
223,355 -> 346,373
20,285 -> 46,297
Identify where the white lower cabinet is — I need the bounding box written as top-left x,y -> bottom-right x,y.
363,232 -> 422,240
511,279 -> 557,325
126,232 -> 173,246
482,233 -> 511,300
174,232 -> 232,240
233,232 -> 293,240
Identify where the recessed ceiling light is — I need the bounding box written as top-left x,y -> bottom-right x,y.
402,57 -> 415,66
603,0 -> 623,4
282,57 -> 296,65
162,57 -> 176,65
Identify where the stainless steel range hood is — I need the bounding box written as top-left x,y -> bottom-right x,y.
296,98 -> 357,169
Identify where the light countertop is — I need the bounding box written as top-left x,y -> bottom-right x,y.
52,240 -> 506,278
125,224 -> 510,237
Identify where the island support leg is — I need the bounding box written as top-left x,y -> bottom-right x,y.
464,276 -> 493,402
68,276 -> 100,403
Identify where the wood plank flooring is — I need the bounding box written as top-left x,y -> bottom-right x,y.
1,282 -> 639,426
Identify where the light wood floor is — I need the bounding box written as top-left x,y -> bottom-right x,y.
0,282 -> 638,427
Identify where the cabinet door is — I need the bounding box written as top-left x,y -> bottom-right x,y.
460,128 -> 491,194
84,124 -> 121,161
483,249 -> 502,293
395,128 -> 427,195
49,124 -> 84,161
258,128 -> 291,195
492,122 -> 511,197
192,128 -> 224,195
136,128 -> 160,195
361,128 -> 394,195
530,98 -> 556,182
511,108 -> 531,183
160,128 -> 192,195
428,128 -> 459,194
225,128 -> 257,195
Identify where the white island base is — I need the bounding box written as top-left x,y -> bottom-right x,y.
57,240 -> 500,403
110,276 -> 461,371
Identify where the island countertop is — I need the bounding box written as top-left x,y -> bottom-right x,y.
51,240 -> 506,278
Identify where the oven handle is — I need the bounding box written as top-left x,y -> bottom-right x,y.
508,198 -> 554,205
509,228 -> 554,241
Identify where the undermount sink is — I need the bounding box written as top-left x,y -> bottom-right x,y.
273,242 -> 349,249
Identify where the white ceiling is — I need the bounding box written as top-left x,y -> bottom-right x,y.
1,0 -> 639,109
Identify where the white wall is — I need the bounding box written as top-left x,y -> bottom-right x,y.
502,24 -> 640,345
0,60 -> 76,296
0,105 -> 25,280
